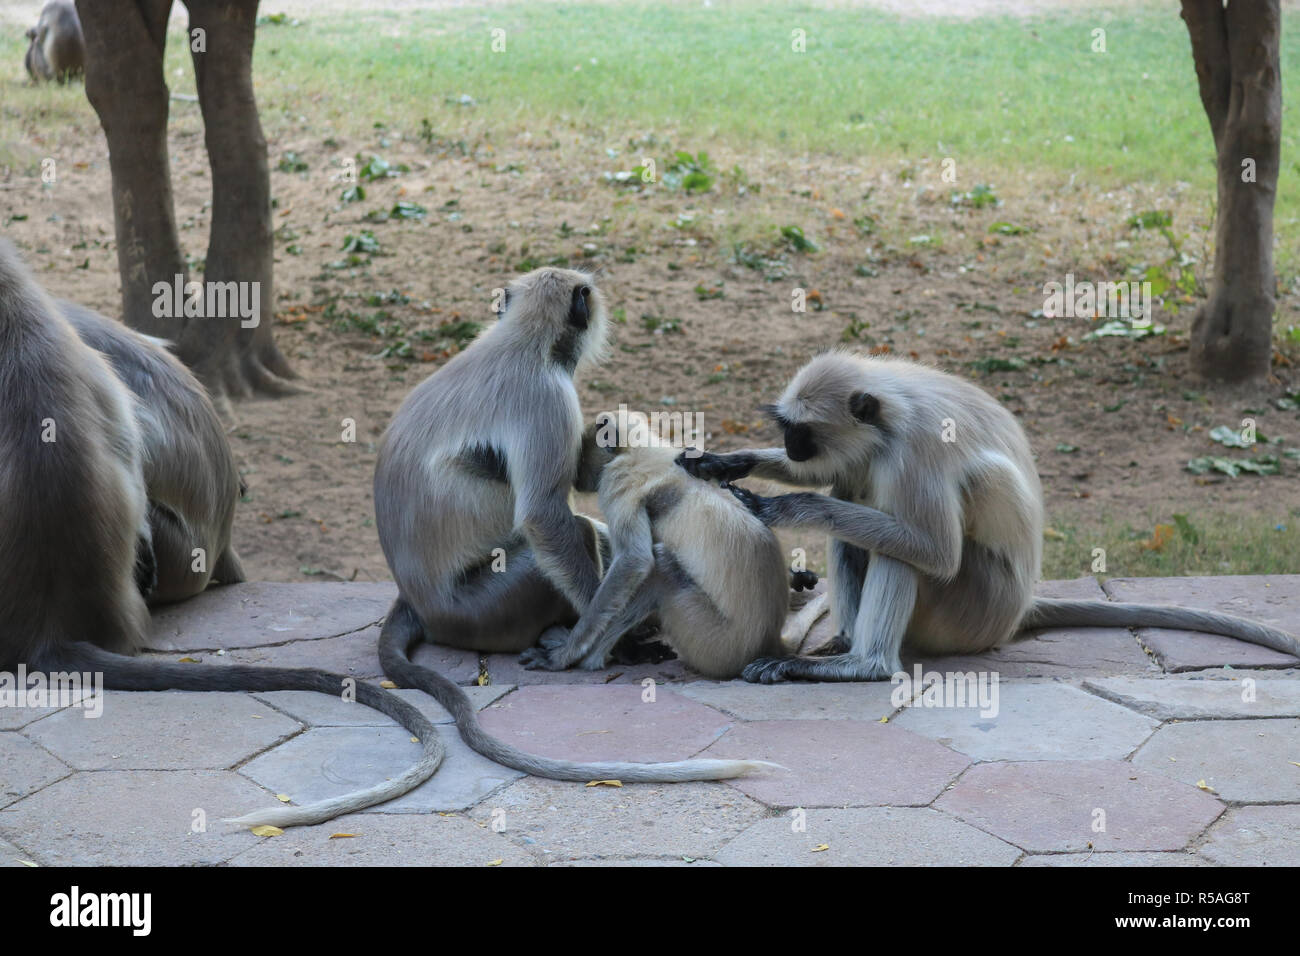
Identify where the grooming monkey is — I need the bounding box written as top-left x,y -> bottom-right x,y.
0,240 -> 441,828
679,351 -> 1300,682
23,0 -> 83,84
375,268 -> 775,781
64,302 -> 245,603
521,410 -> 820,678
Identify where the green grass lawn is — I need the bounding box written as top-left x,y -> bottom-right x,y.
5,3 -> 1298,244
234,3 -> 1300,236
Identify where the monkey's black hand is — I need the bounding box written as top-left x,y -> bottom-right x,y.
723,482 -> 775,523
675,450 -> 754,483
789,569 -> 818,591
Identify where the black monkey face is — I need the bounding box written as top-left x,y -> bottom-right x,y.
568,284 -> 591,329
762,404 -> 818,461
783,421 -> 817,461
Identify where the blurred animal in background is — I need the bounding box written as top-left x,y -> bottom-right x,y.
24,0 -> 84,84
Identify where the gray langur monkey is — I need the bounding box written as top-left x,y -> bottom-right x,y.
0,239 -> 442,828
24,0 -> 84,84
63,302 -> 245,603
375,267 -> 775,781
520,410 -> 820,678
678,351 -> 1300,683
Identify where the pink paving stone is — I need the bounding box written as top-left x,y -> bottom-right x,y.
148,581 -> 399,650
935,760 -> 1224,852
477,685 -> 738,763
149,625 -> 479,684
913,577 -> 1154,678
704,719 -> 970,807
1102,576 -> 1300,671
483,652 -> 693,686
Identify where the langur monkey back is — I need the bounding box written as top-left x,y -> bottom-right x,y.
0,240 -> 445,828
680,351 -> 1300,682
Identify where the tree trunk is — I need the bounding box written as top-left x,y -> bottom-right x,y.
1181,0 -> 1282,382
78,0 -> 295,411
77,0 -> 182,339
184,0 -> 296,399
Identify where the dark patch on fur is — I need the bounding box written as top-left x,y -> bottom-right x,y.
644,484 -> 683,522
459,443 -> 509,483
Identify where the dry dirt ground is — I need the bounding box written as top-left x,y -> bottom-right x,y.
2,4 -> 1299,588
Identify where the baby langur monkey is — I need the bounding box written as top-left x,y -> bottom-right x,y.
0,240 -> 443,828
679,352 -> 1300,683
24,0 -> 83,84
63,303 -> 245,602
520,410 -> 819,678
375,268 -> 775,781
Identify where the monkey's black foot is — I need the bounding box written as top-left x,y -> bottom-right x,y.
743,653 -> 895,683
519,626 -> 575,671
789,569 -> 819,591
609,623 -> 676,665
675,450 -> 753,483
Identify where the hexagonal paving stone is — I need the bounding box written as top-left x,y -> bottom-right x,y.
228,812 -> 538,866
1082,677 -> 1300,720
1019,852 -> 1208,867
477,684 -> 735,763
158,626 -> 389,680
1197,805 -> 1300,866
549,858 -> 722,867
468,777 -> 764,860
893,681 -> 1158,762
484,653 -> 691,687
1132,719 -> 1300,802
715,807 -> 1021,866
0,770 -> 266,865
25,691 -> 300,770
674,682 -> 903,721
935,760 -> 1223,852
704,720 -> 970,807
0,733 -> 69,808
1103,576 -> 1300,670
0,677 -> 96,730
254,685 -> 512,727
911,578 -> 1156,678
149,581 -> 398,650
239,724 -> 520,814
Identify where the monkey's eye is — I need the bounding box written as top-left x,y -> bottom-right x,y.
578,286 -> 591,299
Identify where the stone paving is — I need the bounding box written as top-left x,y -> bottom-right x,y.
1,575 -> 1297,867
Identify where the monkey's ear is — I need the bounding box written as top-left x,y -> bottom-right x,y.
569,285 -> 591,329
849,391 -> 880,424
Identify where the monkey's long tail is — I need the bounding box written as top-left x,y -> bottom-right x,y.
378,598 -> 781,783
1022,598 -> 1300,658
47,642 -> 445,829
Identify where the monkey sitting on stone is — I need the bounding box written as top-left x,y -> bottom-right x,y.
679,351 -> 1300,683
0,238 -> 444,829
375,267 -> 777,781
24,0 -> 83,84
63,302 -> 245,603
